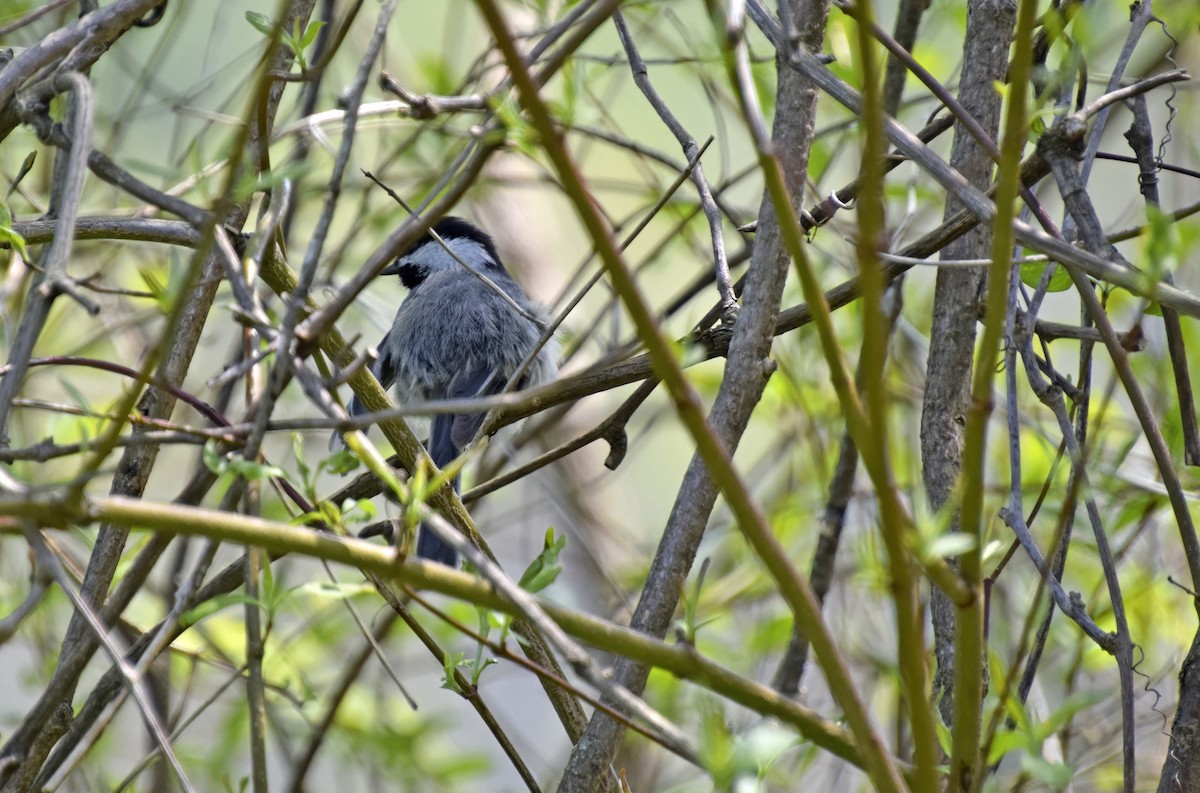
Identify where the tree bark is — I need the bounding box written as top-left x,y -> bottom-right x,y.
554,2 -> 831,790
920,0 -> 1016,726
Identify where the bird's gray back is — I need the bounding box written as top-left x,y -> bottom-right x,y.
382,269 -> 553,402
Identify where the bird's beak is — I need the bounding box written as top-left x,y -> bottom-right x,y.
379,260 -> 403,276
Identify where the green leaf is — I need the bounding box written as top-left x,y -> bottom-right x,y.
277,19 -> 325,71
292,432 -> 311,487
1141,205 -> 1182,316
980,539 -> 1008,565
220,774 -> 251,793
924,531 -> 977,560
202,439 -> 227,475
441,652 -> 465,693
1020,260 -> 1071,292
517,528 -> 566,593
1021,753 -> 1074,788
260,556 -> 276,606
490,96 -> 537,157
136,264 -> 169,307
933,710 -> 952,757
321,448 -> 360,476
675,557 -> 713,643
339,498 -> 376,523
557,59 -> 577,125
485,609 -> 511,632
204,440 -> 284,481
58,378 -> 92,414
1144,204 -> 1181,280
298,19 -> 326,49
244,11 -> 274,36
0,201 -> 29,261
1028,104 -> 1058,140
1111,491 -> 1163,533
416,53 -> 456,95
180,593 -> 261,626
226,457 -> 286,481
6,151 -> 37,199
1032,689 -> 1106,741
699,706 -> 736,787
731,722 -> 798,776
238,161 -> 310,202
986,728 -> 1032,765
461,656 -> 496,685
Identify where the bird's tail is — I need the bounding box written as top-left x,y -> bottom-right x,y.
415,516 -> 460,565
417,411 -> 462,566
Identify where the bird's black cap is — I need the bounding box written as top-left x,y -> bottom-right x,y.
421,217 -> 500,262
382,216 -> 502,276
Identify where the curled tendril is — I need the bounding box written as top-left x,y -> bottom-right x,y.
1151,14 -> 1178,169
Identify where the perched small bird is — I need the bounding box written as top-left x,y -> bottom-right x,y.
348,217 -> 557,566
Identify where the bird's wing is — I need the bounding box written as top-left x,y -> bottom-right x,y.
425,365 -> 503,469
448,366 -> 504,453
346,334 -> 400,419
418,366 -> 500,566
374,333 -> 399,390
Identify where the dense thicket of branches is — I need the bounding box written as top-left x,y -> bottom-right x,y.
1,1 -> 1198,791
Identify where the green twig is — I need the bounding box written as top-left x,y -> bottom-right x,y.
0,493 -> 872,772
952,0 -> 1038,788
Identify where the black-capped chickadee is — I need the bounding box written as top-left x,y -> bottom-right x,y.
347,217 -> 557,566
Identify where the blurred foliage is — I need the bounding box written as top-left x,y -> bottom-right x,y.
0,0 -> 1198,791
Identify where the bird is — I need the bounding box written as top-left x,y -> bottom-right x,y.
346,216 -> 557,566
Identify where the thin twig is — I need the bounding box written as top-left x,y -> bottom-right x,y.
0,72 -> 95,445
0,492 -> 875,772
23,527 -> 199,793
1123,93 -> 1200,465
752,5 -> 1200,317
613,11 -> 735,321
